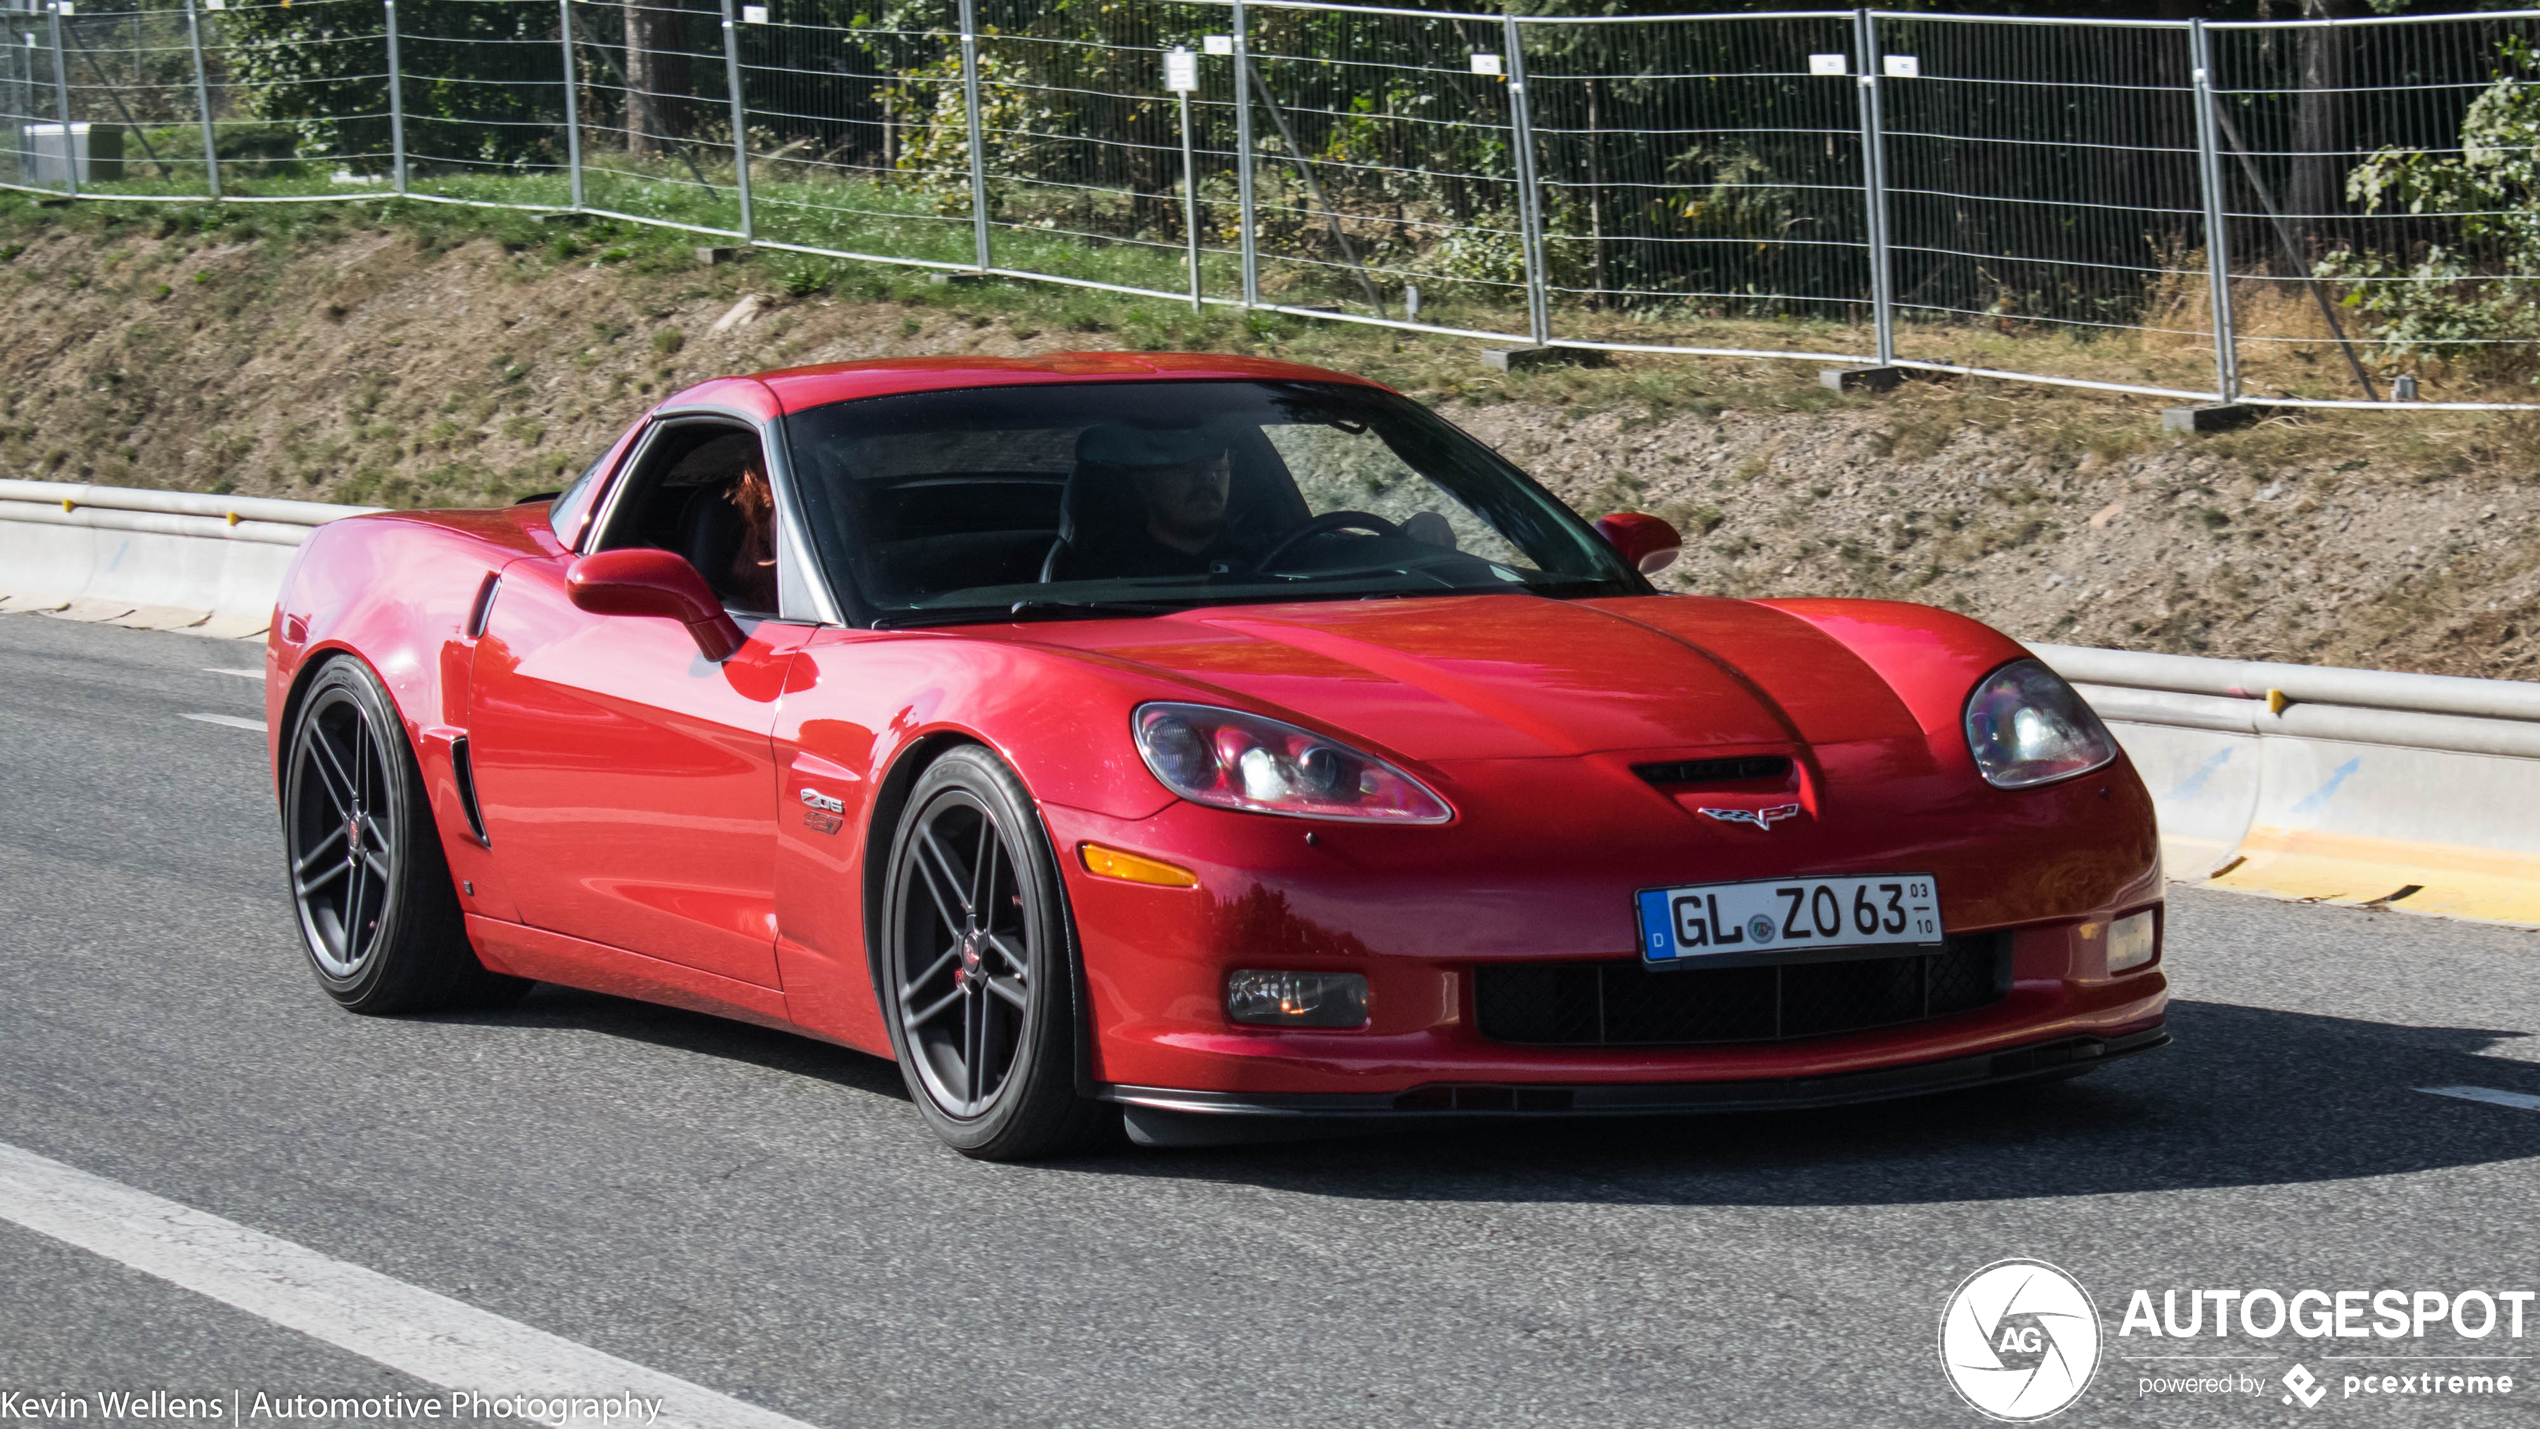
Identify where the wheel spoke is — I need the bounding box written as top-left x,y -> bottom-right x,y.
961,985 -> 985,1105
296,858 -> 351,898
901,944 -> 960,996
359,847 -> 390,884
917,826 -> 974,920
352,713 -> 374,813
903,985 -> 962,1030
342,854 -> 369,958
304,726 -> 357,818
293,824 -> 347,876
982,931 -> 1029,975
904,832 -> 960,934
969,814 -> 995,914
985,974 -> 1029,1011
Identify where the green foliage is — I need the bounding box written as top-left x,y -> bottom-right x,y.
2318,38 -> 2540,381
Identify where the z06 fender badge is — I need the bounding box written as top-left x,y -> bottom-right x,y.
1699,802 -> 1802,830
800,785 -> 846,835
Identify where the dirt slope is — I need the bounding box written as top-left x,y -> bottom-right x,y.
4,208 -> 2535,679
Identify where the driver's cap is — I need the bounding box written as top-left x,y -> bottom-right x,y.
1077,422 -> 1222,469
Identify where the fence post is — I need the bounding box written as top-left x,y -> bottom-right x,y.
1232,0 -> 1257,306
2189,18 -> 2239,403
45,0 -> 73,196
1174,63 -> 1200,313
718,0 -> 750,238
1853,9 -> 1895,366
184,0 -> 218,198
1502,13 -> 1549,348
557,0 -> 581,211
383,0 -> 406,194
956,0 -> 989,273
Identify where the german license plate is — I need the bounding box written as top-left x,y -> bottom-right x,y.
1635,874 -> 1941,965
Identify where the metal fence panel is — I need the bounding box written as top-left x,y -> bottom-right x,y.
2211,11 -> 2540,399
1522,12 -> 1866,356
201,0 -> 394,196
572,0 -> 742,232
734,3 -> 971,268
1237,3 -> 1519,331
18,0 -> 2540,409
1873,15 -> 2212,396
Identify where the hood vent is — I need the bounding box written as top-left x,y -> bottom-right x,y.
1632,755 -> 1791,787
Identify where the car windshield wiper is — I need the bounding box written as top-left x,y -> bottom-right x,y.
866,598 -> 1191,630
1007,598 -> 1189,621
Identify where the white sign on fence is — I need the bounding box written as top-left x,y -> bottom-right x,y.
1469,52 -> 1502,76
1883,54 -> 1919,78
1808,53 -> 1847,76
1164,47 -> 1198,93
1203,34 -> 1232,56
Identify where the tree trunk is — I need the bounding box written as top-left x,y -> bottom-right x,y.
1586,76 -> 1609,311
2288,0 -> 2344,256
622,0 -> 688,157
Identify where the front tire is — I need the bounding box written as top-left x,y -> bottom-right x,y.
282,657 -> 530,1013
880,746 -> 1109,1160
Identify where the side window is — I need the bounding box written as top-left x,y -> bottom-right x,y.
595,422 -> 780,616
550,418 -> 646,552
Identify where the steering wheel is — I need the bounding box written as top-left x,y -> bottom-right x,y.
1252,510 -> 1403,570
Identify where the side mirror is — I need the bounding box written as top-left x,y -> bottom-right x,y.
566,548 -> 746,661
1594,512 -> 1683,576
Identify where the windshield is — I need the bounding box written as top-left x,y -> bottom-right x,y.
781,379 -> 1644,625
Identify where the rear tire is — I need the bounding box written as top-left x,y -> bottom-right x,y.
879,746 -> 1110,1160
281,657 -> 531,1014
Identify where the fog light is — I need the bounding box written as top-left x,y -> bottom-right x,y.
1225,970 -> 1368,1028
2108,909 -> 2159,974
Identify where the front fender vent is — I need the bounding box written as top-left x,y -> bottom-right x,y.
451,736 -> 490,848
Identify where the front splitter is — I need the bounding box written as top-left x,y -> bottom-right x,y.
1100,1026 -> 2169,1147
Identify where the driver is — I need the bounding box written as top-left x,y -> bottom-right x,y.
1070,423 -> 1253,578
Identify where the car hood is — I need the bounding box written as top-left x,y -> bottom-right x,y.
1008,594 -> 1926,762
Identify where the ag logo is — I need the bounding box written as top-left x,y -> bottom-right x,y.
2283,1364 -> 2325,1409
1939,1259 -> 2101,1421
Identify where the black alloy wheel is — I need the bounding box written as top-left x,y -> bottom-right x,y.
282,658 -> 528,1013
881,746 -> 1109,1159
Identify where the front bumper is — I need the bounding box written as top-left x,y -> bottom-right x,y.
1102,1024 -> 2169,1145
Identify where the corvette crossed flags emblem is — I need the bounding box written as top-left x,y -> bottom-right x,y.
1698,803 -> 1803,830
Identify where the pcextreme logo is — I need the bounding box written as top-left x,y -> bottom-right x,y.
1940,1259 -> 2104,1422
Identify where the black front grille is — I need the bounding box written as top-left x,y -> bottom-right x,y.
1632,755 -> 1792,787
1473,935 -> 2010,1047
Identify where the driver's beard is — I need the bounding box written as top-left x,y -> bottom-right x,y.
1151,503 -> 1225,553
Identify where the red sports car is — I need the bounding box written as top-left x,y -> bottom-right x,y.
265,352 -> 2167,1160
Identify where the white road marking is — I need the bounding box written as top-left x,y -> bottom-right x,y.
0,1139 -> 822,1429
2418,1085 -> 2540,1113
181,712 -> 268,732
204,667 -> 263,679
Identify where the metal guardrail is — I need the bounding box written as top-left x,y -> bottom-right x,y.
2034,641 -> 2540,927
0,479 -> 377,547
0,479 -> 373,635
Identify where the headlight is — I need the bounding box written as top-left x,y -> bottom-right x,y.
1133,703 -> 1452,823
1963,659 -> 2118,789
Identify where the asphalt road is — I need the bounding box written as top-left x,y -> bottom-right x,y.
3,612 -> 2537,1429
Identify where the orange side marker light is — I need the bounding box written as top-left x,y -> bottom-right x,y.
1078,842 -> 1198,888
